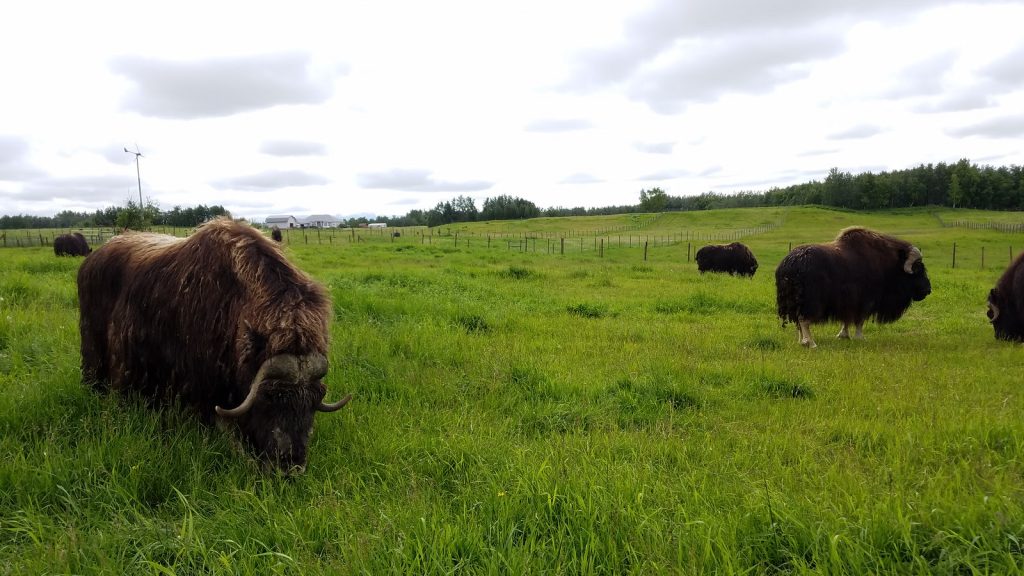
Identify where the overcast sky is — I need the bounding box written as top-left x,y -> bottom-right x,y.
1,1 -> 1022,221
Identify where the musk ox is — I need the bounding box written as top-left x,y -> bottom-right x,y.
271,226 -> 283,243
695,242 -> 758,276
54,232 -> 91,256
987,252 -> 1024,341
775,227 -> 931,348
77,218 -> 350,473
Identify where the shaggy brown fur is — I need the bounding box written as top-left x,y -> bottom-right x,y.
54,232 -> 91,256
987,251 -> 1024,341
775,227 -> 931,347
695,242 -> 758,276
77,218 -> 343,471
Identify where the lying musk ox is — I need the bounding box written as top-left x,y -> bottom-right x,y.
775,227 -> 931,348
987,252 -> 1024,341
54,232 -> 91,256
695,242 -> 758,276
77,218 -> 350,473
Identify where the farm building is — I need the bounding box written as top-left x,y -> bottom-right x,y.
368,222 -> 388,229
265,215 -> 299,228
303,214 -> 342,228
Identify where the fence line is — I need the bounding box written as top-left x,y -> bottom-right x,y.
935,215 -> 1024,233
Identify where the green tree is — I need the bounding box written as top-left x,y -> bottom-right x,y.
949,173 -> 962,208
639,187 -> 668,212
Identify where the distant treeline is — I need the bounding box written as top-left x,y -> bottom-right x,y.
0,203 -> 230,230
5,159 -> 1022,230
364,159 -> 1024,227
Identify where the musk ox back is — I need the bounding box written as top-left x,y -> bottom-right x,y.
987,251 -> 1024,341
775,227 -> 931,348
54,232 -> 91,256
77,218 -> 350,473
695,242 -> 758,276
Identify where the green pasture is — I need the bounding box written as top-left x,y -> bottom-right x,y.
1,206 -> 1023,574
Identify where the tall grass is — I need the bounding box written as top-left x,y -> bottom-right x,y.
1,207 -> 1023,573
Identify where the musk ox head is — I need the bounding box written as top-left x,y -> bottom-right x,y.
987,288 -> 1023,341
902,246 -> 931,301
215,353 -> 350,474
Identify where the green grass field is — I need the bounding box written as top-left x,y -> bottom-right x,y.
1,206 -> 1023,574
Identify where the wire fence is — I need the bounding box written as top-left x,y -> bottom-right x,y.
4,221 -> 1014,269
935,215 -> 1024,233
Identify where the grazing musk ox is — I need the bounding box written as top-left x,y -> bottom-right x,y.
695,242 -> 758,276
54,232 -> 91,256
775,227 -> 931,348
987,252 -> 1024,341
77,218 -> 350,473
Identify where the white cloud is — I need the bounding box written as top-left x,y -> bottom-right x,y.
0,0 -> 1020,219
356,169 -> 494,193
110,53 -> 340,119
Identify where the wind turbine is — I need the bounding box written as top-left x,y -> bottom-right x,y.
124,145 -> 143,211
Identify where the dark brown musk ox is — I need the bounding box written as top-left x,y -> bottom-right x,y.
695,242 -> 758,276
77,218 -> 351,473
987,251 -> 1024,341
775,227 -> 931,348
54,232 -> 91,256
271,226 -> 282,243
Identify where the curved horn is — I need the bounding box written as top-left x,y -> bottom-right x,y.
318,393 -> 352,413
300,353 -> 328,381
903,246 -> 922,274
215,355 -> 299,418
988,302 -> 1000,323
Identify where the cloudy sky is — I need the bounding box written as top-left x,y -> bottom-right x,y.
1,1 -> 1022,221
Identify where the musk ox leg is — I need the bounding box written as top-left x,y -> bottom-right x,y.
853,321 -> 864,340
837,323 -> 850,339
798,318 -> 817,348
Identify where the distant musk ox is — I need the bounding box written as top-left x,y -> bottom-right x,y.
775,227 -> 931,348
54,232 -> 91,256
987,252 -> 1024,341
695,242 -> 758,276
271,226 -> 282,243
77,218 -> 350,473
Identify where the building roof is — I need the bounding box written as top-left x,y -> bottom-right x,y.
265,215 -> 295,223
304,214 -> 339,222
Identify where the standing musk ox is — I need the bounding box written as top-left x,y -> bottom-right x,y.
987,252 -> 1024,341
271,226 -> 283,243
54,232 -> 91,256
775,227 -> 931,348
695,242 -> 758,276
77,218 -> 350,473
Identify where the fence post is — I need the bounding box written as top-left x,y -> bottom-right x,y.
600,238 -> 604,258
981,246 -> 985,269
952,242 -> 957,269
644,241 -> 649,261
687,242 -> 691,262
560,237 -> 565,255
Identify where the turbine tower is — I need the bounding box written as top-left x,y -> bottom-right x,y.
124,145 -> 143,211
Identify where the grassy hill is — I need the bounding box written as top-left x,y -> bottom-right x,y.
1,207 -> 1023,573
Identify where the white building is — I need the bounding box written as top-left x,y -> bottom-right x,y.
303,214 -> 342,228
265,215 -> 299,228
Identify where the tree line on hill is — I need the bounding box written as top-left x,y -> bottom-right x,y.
3,159 -> 1022,230
367,159 -> 1023,227
0,201 -> 230,230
